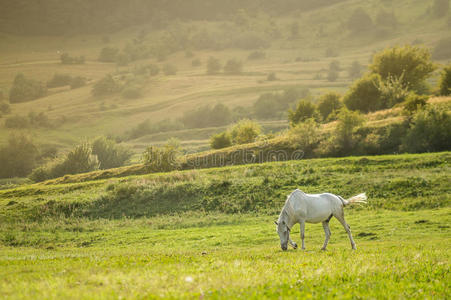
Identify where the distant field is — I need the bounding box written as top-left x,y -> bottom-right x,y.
1,0 -> 449,154
0,151 -> 449,298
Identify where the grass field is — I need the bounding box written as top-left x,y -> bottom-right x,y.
0,152 -> 450,298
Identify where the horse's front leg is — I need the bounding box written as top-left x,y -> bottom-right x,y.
300,221 -> 305,250
288,237 -> 297,249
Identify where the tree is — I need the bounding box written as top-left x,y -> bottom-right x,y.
142,139 -> 181,172
9,74 -> 47,103
327,69 -> 339,82
92,75 -> 120,96
163,64 -> 177,75
210,132 -> 232,149
331,108 -> 364,155
253,93 -> 279,119
287,119 -> 320,157
229,119 -> 262,145
288,100 -> 318,126
370,45 -> 436,92
53,143 -> 99,176
206,57 -> 221,75
438,63 -> 451,95
224,59 -> 243,75
91,137 -> 132,169
317,92 -> 342,121
347,8 -> 373,33
348,61 -> 363,79
98,47 -> 119,62
343,74 -> 384,113
0,134 -> 38,178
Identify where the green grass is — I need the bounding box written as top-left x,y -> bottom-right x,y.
0,152 -> 450,298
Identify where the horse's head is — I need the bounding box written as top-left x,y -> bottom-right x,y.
274,220 -> 289,251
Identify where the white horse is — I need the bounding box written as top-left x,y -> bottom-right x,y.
275,189 -> 367,251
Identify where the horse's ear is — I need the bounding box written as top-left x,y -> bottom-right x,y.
274,221 -> 278,225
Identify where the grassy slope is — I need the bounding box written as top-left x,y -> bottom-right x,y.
0,152 -> 450,298
0,0 -> 450,156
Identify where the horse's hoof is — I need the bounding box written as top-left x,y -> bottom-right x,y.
293,244 -> 298,249
321,248 -> 327,251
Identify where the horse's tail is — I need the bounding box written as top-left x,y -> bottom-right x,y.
340,193 -> 367,206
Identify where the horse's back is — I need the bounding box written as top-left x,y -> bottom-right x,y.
290,190 -> 342,223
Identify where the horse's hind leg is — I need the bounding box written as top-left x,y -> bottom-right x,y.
321,220 -> 332,251
335,213 -> 356,250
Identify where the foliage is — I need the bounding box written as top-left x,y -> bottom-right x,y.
60,53 -> 85,64
438,63 -> 451,95
180,103 -> 232,128
98,47 -> 119,62
92,75 -> 120,96
0,134 -> 38,178
287,118 -> 320,156
266,72 -> 277,81
346,8 -> 373,33
377,74 -> 410,107
70,76 -> 86,89
210,131 -> 232,149
224,59 -> 243,75
432,0 -> 450,18
327,69 -> 339,82
229,119 -> 262,145
163,63 -> 177,75
4,115 -> 29,128
317,92 -> 342,121
206,57 -> 221,75
126,119 -> 184,140
0,101 -> 11,115
247,50 -> 266,60
47,73 -> 73,88
402,106 -> 451,153
9,74 -> 47,103
375,9 -> 398,28
343,74 -> 383,113
142,139 -> 181,172
121,85 -> 142,99
402,94 -> 428,116
432,37 -> 451,60
370,45 -> 436,92
191,58 -> 201,67
91,137 -> 132,169
348,61 -> 363,79
288,99 -> 318,126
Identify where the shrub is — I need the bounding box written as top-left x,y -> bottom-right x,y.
402,93 -> 428,116
149,64 -> 160,76
181,103 -> 232,128
9,74 -> 47,103
370,45 -> 436,92
402,106 -> 451,152
121,85 -> 142,99
317,92 -> 342,121
163,64 -> 177,75
343,74 -> 384,113
143,139 -> 181,172
326,108 -> 364,156
47,73 -> 72,88
92,75 -> 120,96
327,69 -> 339,82
192,58 -> 201,67
348,61 -> 362,79
224,59 -> 243,75
0,101 -> 11,114
4,115 -> 29,128
60,53 -> 85,64
91,136 -> 132,169
70,76 -> 86,89
329,60 -> 341,72
267,72 -> 277,81
287,119 -> 320,157
347,8 -> 373,33
210,132 -> 232,149
377,74 -> 410,108
206,57 -> 221,75
253,94 -> 280,119
0,134 -> 38,178
98,47 -> 119,62
229,119 -> 262,145
288,99 -> 318,126
248,51 -> 266,60
438,63 -> 451,95
432,37 -> 451,60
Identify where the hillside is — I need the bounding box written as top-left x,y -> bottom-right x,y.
1,0 -> 450,160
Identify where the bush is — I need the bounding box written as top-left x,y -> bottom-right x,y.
327,69 -> 339,82
377,74 -> 410,108
9,74 -> 47,103
348,61 -> 363,79
121,85 -> 142,99
370,45 -> 436,92
92,75 -> 120,96
317,92 -> 342,121
438,64 -> 451,95
98,47 -> 119,62
192,58 -> 201,67
402,93 -> 428,116
432,37 -> 451,60
229,119 -> 262,145
70,76 -> 86,89
0,134 -> 38,178
206,57 -> 221,75
148,64 -> 160,76
347,8 -> 373,33
224,59 -> 243,75
47,73 -> 72,88
267,72 -> 277,81
288,99 -> 318,126
143,139 -> 181,172
402,106 -> 451,153
210,132 -> 232,149
253,93 -> 280,119
432,0 -> 450,18
287,119 -> 320,157
4,115 -> 29,128
343,74 -> 383,113
181,103 -> 232,128
60,53 -> 85,64
91,136 -> 132,169
0,101 -> 11,114
248,51 -> 266,60
163,64 -> 177,75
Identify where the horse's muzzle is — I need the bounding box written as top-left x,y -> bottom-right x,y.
281,245 -> 288,251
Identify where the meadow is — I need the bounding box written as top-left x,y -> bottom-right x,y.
0,152 -> 450,298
